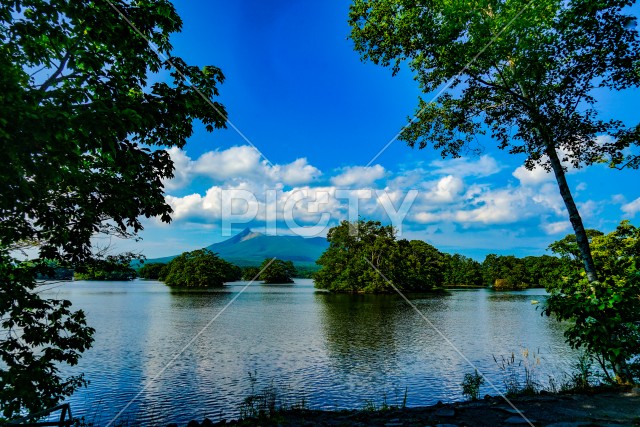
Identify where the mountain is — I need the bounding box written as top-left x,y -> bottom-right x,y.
145,228 -> 329,268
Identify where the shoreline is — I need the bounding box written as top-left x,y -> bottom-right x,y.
167,387 -> 640,427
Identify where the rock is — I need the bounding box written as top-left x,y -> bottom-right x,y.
436,400 -> 444,407
483,394 -> 492,400
504,415 -> 536,424
434,408 -> 455,417
545,423 -> 593,427
186,421 -> 200,427
166,424 -> 178,427
495,406 -> 523,414
201,418 -> 214,427
626,387 -> 640,396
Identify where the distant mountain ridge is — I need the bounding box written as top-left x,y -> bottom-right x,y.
145,228 -> 328,268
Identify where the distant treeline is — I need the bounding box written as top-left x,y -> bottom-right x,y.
314,219 -> 568,293
71,221 -> 569,292
137,250 -> 298,286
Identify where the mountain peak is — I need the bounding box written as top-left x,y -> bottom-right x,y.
238,228 -> 263,242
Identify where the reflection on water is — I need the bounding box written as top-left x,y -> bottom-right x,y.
43,280 -> 578,425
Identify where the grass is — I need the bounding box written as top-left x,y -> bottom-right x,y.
237,371 -> 309,422
361,387 -> 408,412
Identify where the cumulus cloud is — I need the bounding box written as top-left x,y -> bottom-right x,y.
513,164 -> 553,186
430,155 -> 501,177
622,197 -> 640,217
162,146 -> 321,190
454,188 -> 529,224
192,146 -> 261,180
331,165 -> 385,187
161,150 -> 593,240
541,220 -> 571,235
162,147 -> 194,191
424,175 -> 464,203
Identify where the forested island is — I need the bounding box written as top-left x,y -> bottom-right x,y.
72,218 -> 638,297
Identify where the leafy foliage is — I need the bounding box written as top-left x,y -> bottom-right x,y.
315,220 -> 401,293
160,249 -> 240,288
481,254 -> 565,290
349,0 -> 640,283
315,219 -> 445,293
461,370 -> 484,401
137,263 -> 167,280
74,253 -> 139,281
442,253 -> 483,287
0,0 -> 227,417
544,221 -> 640,383
259,259 -> 296,284
0,254 -> 94,418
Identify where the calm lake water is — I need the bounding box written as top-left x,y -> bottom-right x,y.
41,279 -> 578,425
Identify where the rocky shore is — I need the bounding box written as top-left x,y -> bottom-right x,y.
168,387 -> 640,427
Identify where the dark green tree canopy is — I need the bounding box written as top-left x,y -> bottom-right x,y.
0,0 -> 228,263
315,219 -> 447,293
138,262 -> 167,280
259,259 -> 296,284
315,219 -> 397,293
160,249 -> 238,288
544,221 -> 640,383
0,0 -> 228,417
349,0 -> 640,283
350,0 -> 640,167
74,252 -> 139,281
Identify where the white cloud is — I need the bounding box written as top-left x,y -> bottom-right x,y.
162,147 -> 194,191
424,175 -> 464,203
513,164 -> 553,186
192,146 -> 261,180
541,220 -> 571,235
430,155 -> 501,177
454,188 -> 528,224
267,158 -> 321,186
331,165 -> 385,187
162,146 -> 321,190
622,197 -> 640,217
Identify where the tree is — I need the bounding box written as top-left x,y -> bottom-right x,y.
395,239 -> 444,289
315,219 -> 444,292
137,263 -> 167,280
349,0 -> 640,283
0,0 -> 227,417
441,253 -> 483,287
161,249 -> 236,288
259,259 -> 297,284
315,219 -> 398,293
74,253 -> 139,281
544,221 -> 640,383
242,266 -> 261,281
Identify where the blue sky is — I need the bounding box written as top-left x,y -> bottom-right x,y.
119,0 -> 640,260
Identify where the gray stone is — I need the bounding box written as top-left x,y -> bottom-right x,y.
496,406 -> 523,414
504,415 -> 536,424
434,408 -> 455,417
545,423 -> 592,427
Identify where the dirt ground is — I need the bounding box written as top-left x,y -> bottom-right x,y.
184,387 -> 640,427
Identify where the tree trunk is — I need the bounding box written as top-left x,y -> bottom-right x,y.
545,145 -> 598,283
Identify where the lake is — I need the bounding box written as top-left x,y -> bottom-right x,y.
41,279 -> 578,426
